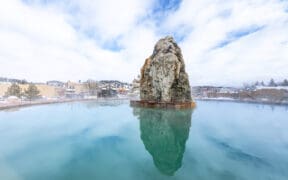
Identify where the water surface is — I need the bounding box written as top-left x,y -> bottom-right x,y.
0,100 -> 287,180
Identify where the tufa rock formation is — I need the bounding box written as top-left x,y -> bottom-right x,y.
128,75 -> 140,99
140,36 -> 192,103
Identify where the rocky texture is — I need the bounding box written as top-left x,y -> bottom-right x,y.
130,100 -> 195,109
128,75 -> 140,99
133,107 -> 192,175
140,36 -> 192,102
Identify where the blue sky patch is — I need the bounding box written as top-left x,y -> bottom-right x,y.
153,0 -> 182,13
82,29 -> 123,51
228,25 -> 265,38
159,24 -> 192,43
149,0 -> 182,25
214,25 -> 265,49
101,40 -> 123,52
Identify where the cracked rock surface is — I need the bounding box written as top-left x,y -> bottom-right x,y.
140,36 -> 192,102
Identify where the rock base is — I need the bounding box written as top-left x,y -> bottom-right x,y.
130,100 -> 196,109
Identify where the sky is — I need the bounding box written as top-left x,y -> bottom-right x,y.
0,0 -> 287,86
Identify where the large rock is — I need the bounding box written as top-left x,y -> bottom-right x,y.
140,36 -> 192,102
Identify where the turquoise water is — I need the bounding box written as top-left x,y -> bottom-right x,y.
0,100 -> 288,180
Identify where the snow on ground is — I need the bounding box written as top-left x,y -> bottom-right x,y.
197,97 -> 235,101
256,86 -> 288,90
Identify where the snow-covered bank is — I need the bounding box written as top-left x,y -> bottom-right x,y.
0,98 -> 94,110
195,97 -> 288,105
0,97 -> 131,110
256,86 -> 288,90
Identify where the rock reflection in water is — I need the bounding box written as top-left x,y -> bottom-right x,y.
133,107 -> 193,176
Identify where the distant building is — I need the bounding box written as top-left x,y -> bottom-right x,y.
0,77 -> 27,84
219,87 -> 238,94
47,80 -> 65,87
65,88 -> 78,98
98,80 -> 131,89
98,88 -> 117,98
192,86 -> 240,98
64,81 -> 87,98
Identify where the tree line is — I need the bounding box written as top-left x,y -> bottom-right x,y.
254,79 -> 288,87
244,79 -> 288,89
5,83 -> 40,100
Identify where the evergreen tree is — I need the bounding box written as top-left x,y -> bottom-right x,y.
268,79 -> 277,87
5,83 -> 22,97
260,81 -> 265,86
282,79 -> 288,86
24,84 -> 40,100
20,79 -> 28,84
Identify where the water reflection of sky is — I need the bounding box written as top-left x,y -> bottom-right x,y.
0,100 -> 287,180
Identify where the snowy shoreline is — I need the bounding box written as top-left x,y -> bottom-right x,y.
195,97 -> 288,106
0,97 -> 130,111
1,97 -> 287,111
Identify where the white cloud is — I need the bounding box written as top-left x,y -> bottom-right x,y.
68,0 -> 154,41
0,0 -> 150,82
0,0 -> 287,86
163,0 -> 288,86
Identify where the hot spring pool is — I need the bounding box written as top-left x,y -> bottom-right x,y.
0,100 -> 287,180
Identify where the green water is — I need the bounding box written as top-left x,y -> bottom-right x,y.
0,100 -> 287,180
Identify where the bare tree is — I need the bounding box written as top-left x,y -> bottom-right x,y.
85,80 -> 98,96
